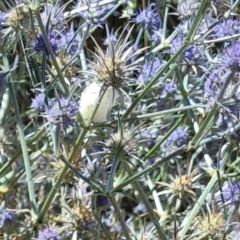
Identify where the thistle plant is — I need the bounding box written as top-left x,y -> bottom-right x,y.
2,0 -> 240,239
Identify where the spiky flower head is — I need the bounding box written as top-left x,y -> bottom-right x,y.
103,128 -> 137,157
157,168 -> 201,210
37,227 -> 60,240
6,4 -> 29,29
86,25 -> 144,89
33,33 -> 59,55
135,3 -> 161,30
46,97 -> 78,131
193,209 -> 225,239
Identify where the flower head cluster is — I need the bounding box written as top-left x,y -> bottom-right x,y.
46,97 -> 78,131
37,227 -> 60,240
162,126 -> 189,149
136,3 -> 161,30
137,58 -> 162,84
33,33 -> 59,55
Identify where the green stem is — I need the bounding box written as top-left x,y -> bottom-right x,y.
122,160 -> 167,240
109,194 -> 131,240
9,74 -> 38,219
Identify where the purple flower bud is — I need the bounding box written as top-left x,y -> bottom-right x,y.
136,3 -> 161,30
0,209 -> 16,228
33,33 -> 58,55
96,195 -> 111,208
37,227 -> 60,240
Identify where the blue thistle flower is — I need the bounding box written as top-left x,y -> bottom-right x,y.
137,58 -> 162,84
212,18 -> 240,39
162,126 -> 189,149
222,180 -> 240,209
37,227 -> 60,240
0,209 -> 16,234
160,82 -> 177,96
220,41 -> 240,72
135,3 -> 161,30
33,33 -> 59,55
46,97 -> 78,131
0,209 -> 16,228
